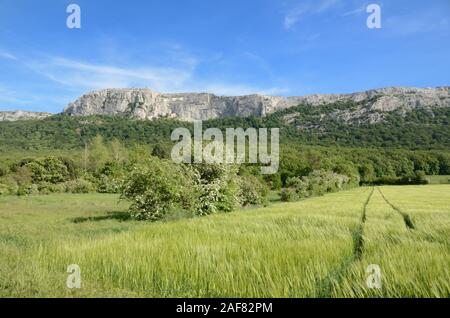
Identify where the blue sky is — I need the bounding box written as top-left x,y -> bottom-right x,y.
0,0 -> 449,113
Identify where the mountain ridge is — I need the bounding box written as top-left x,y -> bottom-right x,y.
1,86 -> 449,122
63,86 -> 450,122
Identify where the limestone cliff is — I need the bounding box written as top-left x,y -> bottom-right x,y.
63,86 -> 450,122
0,110 -> 52,122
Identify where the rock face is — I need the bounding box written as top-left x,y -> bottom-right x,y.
0,110 -> 52,122
63,86 -> 450,122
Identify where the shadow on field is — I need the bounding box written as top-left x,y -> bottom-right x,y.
71,211 -> 131,223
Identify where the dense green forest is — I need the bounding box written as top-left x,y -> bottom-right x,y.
1,102 -> 449,151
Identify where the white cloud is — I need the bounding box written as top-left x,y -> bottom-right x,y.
316,0 -> 341,13
284,0 -> 341,29
284,4 -> 309,30
25,56 -> 194,92
0,50 -> 17,60
341,6 -> 366,17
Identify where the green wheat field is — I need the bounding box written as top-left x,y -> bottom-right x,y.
0,185 -> 449,298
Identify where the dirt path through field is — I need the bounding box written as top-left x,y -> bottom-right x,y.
377,188 -> 416,230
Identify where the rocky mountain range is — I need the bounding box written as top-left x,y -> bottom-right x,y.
62,86 -> 450,122
1,86 -> 449,122
0,110 -> 52,122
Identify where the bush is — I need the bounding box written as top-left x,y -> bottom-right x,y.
96,175 -> 123,193
0,177 -> 18,195
64,178 -> 95,193
281,170 -> 352,202
0,163 -> 8,177
0,183 -> 9,195
25,157 -> 71,184
17,184 -> 39,196
37,182 -> 67,194
193,164 -> 241,215
12,166 -> 32,188
121,160 -> 248,221
238,175 -> 269,206
280,188 -> 298,202
367,171 -> 430,185
121,158 -> 199,221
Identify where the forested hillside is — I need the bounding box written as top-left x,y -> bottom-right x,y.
1,102 -> 449,151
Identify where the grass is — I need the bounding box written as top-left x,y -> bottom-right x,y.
332,186 -> 450,297
0,186 -> 449,298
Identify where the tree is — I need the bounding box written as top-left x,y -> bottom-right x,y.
121,158 -> 199,221
110,138 -> 127,162
87,135 -> 109,172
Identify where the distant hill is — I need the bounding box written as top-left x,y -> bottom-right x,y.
0,110 -> 52,122
63,86 -> 450,122
2,86 -> 449,123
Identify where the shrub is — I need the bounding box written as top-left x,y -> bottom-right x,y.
25,157 -> 70,184
367,171 -> 430,185
0,163 -> 8,177
121,158 -> 199,221
193,164 -> 240,215
17,184 -> 39,196
64,178 -> 95,194
96,161 -> 127,193
12,166 -> 32,187
282,170 -> 352,202
0,177 -> 18,195
238,175 -> 269,206
96,175 -> 123,193
0,183 -> 9,195
37,182 -> 66,194
263,173 -> 283,190
280,188 -> 298,202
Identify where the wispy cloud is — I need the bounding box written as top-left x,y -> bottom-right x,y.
341,5 -> 366,17
0,50 -> 17,60
25,55 -> 288,96
284,4 -> 309,30
26,56 -> 195,92
284,0 -> 341,29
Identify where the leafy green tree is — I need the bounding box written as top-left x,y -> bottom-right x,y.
25,157 -> 70,184
87,135 -> 109,172
121,158 -> 199,221
110,138 -> 128,163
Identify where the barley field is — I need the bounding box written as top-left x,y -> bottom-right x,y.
0,186 -> 449,298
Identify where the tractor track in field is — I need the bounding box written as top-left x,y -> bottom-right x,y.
377,188 -> 416,230
317,187 -> 374,297
353,187 -> 374,260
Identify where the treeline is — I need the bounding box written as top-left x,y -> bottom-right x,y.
1,135 -> 448,197
278,145 -> 450,186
